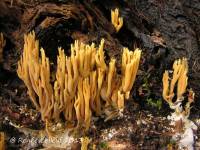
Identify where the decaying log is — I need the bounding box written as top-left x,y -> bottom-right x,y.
0,0 -> 199,148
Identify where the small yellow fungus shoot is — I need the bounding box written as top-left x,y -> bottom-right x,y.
0,132 -> 5,150
0,33 -> 6,63
111,8 -> 123,32
81,136 -> 91,150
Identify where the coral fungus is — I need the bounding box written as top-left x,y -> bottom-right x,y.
17,31 -> 141,134
162,58 -> 197,149
0,33 -> 6,63
111,8 -> 123,32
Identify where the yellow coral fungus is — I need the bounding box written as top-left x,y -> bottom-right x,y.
0,132 -> 5,150
0,33 -> 6,63
111,8 -> 123,32
162,71 -> 171,103
17,31 -> 141,134
162,58 -> 196,141
106,59 -> 116,99
81,136 -> 91,150
122,48 -> 141,93
162,58 -> 188,105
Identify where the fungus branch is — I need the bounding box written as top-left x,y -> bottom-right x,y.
0,33 -> 6,63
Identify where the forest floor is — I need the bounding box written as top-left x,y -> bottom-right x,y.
0,0 -> 200,149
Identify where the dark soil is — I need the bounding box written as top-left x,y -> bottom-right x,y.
0,0 -> 200,149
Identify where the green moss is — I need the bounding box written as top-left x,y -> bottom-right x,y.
99,142 -> 110,150
146,98 -> 162,110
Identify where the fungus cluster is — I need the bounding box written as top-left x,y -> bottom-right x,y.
162,58 -> 196,149
162,58 -> 194,115
17,31 -> 141,134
